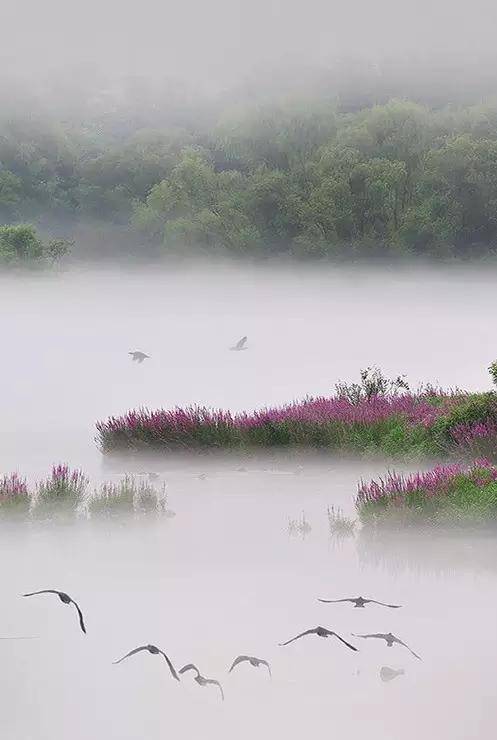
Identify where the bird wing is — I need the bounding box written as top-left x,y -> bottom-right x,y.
279,628 -> 317,646
352,633 -> 387,640
331,632 -> 359,651
179,663 -> 200,676
205,679 -> 224,701
236,336 -> 247,349
393,636 -> 422,660
113,646 -> 149,664
159,650 -> 180,680
70,600 -> 87,634
260,659 -> 272,678
317,598 -> 355,604
368,600 -> 402,608
22,590 -> 60,597
228,655 -> 250,672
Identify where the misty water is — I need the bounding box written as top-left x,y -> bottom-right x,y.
1,264 -> 497,739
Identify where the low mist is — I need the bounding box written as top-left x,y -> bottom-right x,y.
0,264 -> 495,739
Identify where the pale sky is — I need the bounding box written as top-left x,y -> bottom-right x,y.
2,0 -> 497,89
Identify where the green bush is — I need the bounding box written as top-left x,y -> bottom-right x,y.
0,224 -> 72,266
433,392 -> 497,441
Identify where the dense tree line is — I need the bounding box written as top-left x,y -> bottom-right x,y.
4,80 -> 497,259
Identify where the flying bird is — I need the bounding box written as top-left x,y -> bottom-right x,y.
352,633 -> 421,660
113,644 -> 179,680
380,666 -> 405,682
279,626 -> 358,651
129,351 -> 150,363
228,655 -> 272,678
179,664 -> 224,700
229,336 -> 247,351
22,589 -> 86,634
318,596 -> 402,609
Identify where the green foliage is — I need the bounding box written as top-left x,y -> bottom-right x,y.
490,361 -> 497,388
433,392 -> 497,440
359,469 -> 497,527
0,224 -> 72,266
335,366 -> 409,404
0,224 -> 44,263
8,91 -> 497,257
89,476 -> 168,516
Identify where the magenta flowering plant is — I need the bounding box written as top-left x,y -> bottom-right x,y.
0,473 -> 29,503
356,458 -> 497,523
36,464 -> 89,501
96,392 -> 456,455
357,463 -> 467,505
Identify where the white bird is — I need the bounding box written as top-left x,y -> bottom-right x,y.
129,351 -> 150,363
230,336 -> 247,351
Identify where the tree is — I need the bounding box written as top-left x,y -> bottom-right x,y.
0,169 -> 22,219
46,238 -> 73,264
0,224 -> 44,263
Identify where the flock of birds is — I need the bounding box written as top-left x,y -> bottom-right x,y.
129,336 -> 248,363
17,588 -> 417,702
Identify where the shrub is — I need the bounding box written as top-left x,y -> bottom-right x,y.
36,464 -> 88,503
433,392 -> 497,444
335,366 -> 409,405
490,361 -> 497,388
0,224 -> 44,263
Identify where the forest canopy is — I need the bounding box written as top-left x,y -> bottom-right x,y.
4,73 -> 497,260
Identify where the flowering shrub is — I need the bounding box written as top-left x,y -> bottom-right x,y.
96,393 -> 456,455
36,464 -> 89,501
0,473 -> 30,510
356,459 -> 497,523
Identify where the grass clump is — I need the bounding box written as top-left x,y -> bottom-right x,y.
0,473 -> 30,515
327,505 -> 356,538
89,476 -> 169,516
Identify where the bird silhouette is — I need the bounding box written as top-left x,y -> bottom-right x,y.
228,655 -> 272,677
179,664 -> 224,700
318,596 -> 402,609
279,626 -> 358,651
352,633 -> 421,660
22,589 -> 86,634
113,644 -> 179,680
229,336 -> 247,351
380,666 -> 405,682
129,351 -> 150,363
